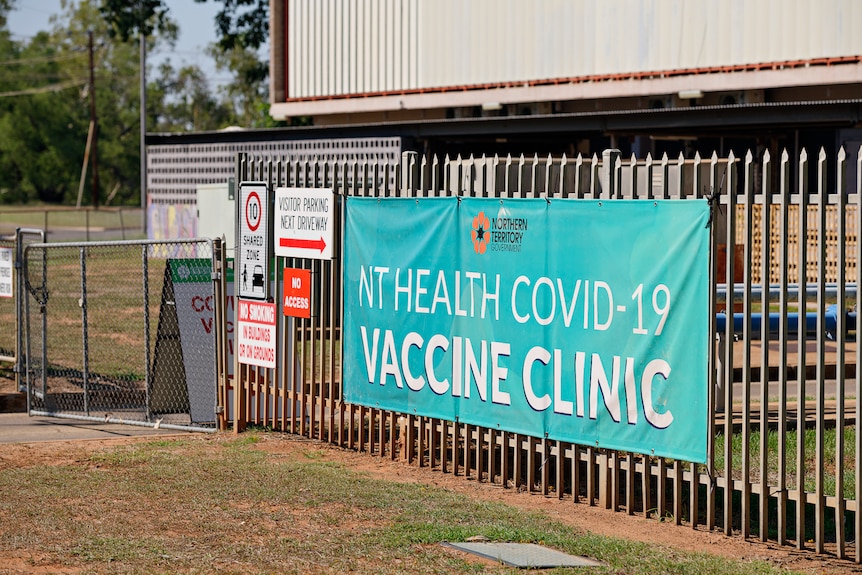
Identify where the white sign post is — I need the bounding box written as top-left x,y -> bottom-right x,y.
0,247 -> 12,298
274,187 -> 335,260
238,182 -> 270,300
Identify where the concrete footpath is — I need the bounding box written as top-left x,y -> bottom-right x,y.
0,412 -> 197,444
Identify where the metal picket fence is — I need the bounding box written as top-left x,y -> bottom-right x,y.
23,238 -> 225,432
229,147 -> 862,562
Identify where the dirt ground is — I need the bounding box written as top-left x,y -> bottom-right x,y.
304,442 -> 862,575
0,431 -> 859,575
0,371 -> 17,395
0,365 -> 858,574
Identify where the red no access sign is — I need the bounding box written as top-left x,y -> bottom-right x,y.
283,267 -> 311,318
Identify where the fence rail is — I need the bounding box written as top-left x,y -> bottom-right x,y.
228,147 -> 862,562
0,207 -> 143,242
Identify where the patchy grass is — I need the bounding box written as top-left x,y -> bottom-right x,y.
19,242 -> 208,385
713,425 -> 856,497
0,433 -> 811,575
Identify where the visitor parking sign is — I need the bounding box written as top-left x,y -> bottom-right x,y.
274,187 -> 334,260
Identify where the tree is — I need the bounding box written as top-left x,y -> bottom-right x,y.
201,0 -> 268,85
0,0 -> 180,205
100,0 -> 268,85
149,60 -> 233,132
99,0 -> 176,42
0,19 -> 91,203
208,43 -> 279,129
202,0 -> 276,127
101,0 -> 272,126
0,0 -> 273,205
0,1 -> 14,29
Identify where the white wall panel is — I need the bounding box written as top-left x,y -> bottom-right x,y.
560,1 -> 575,77
471,0 -> 486,84
580,0 -> 595,76
285,0 -> 862,99
815,0 -> 832,57
392,0 -> 401,91
287,0 -> 296,95
311,0 -> 319,96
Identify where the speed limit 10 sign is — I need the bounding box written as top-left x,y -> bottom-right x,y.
238,181 -> 270,300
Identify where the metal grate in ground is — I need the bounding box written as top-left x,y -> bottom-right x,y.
442,542 -> 602,568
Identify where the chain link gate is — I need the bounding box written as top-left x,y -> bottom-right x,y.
0,228 -> 44,394
22,238 -> 225,432
0,236 -> 17,364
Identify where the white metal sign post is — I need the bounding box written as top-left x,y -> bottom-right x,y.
274,187 -> 335,260
238,182 -> 270,300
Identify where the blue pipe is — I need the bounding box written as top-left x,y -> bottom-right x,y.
716,305 -> 857,340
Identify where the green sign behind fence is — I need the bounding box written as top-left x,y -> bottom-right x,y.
343,197 -> 710,462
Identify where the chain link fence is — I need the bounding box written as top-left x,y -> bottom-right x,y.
23,239 -> 220,431
0,236 -> 15,362
0,207 -> 142,242
0,229 -> 44,393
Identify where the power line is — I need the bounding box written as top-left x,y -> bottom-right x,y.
0,79 -> 84,98
0,72 -> 85,79
151,49 -> 214,56
10,5 -> 55,17
0,53 -> 84,67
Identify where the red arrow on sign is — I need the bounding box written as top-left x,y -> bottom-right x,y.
279,237 -> 327,252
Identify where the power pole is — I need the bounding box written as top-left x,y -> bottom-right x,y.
88,30 -> 99,209
140,31 -> 146,235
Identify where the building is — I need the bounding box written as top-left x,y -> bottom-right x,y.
268,0 -> 862,164
147,0 -> 862,238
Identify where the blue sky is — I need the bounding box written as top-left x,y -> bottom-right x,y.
7,0 -> 232,86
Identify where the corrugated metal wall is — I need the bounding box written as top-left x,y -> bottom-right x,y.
288,0 -> 420,98
286,0 -> 862,99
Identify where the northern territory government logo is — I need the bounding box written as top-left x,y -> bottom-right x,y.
470,210 -> 528,254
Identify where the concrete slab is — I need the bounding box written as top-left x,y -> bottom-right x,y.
443,542 -> 602,568
0,413 -> 197,443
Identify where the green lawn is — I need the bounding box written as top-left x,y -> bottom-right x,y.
0,433 -> 813,575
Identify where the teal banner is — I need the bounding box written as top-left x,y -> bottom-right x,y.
343,197 -> 710,463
